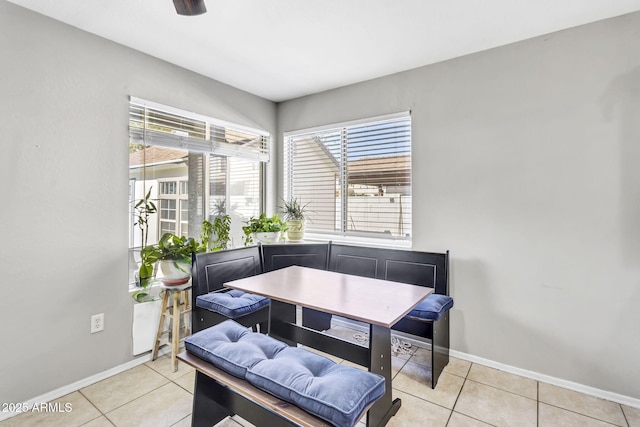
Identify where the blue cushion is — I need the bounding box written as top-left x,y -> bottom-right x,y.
196,289 -> 270,318
246,347 -> 385,427
184,319 -> 288,378
407,294 -> 454,321
185,320 -> 385,427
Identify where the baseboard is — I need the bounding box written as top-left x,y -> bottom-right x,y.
0,347 -> 171,422
449,349 -> 640,410
332,316 -> 640,410
3,332 -> 638,424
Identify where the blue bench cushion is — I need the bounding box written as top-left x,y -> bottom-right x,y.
196,289 -> 270,318
185,320 -> 385,427
185,319 -> 287,378
246,347 -> 385,427
407,294 -> 454,321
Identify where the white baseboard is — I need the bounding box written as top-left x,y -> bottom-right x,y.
3,328 -> 638,423
449,349 -> 640,410
332,316 -> 640,410
0,348 -> 170,422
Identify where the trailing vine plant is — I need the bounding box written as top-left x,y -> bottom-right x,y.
200,215 -> 231,251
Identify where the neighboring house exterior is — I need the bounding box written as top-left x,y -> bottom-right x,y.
290,135 -> 411,239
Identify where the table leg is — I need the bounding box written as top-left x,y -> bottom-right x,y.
367,324 -> 401,427
269,300 -> 297,346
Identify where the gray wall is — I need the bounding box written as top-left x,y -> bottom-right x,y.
0,1 -> 276,403
278,12 -> 640,399
2,0 -> 639,405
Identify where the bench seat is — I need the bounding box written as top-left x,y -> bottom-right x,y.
191,247 -> 269,333
185,320 -> 385,427
406,294 -> 454,322
196,289 -> 270,319
191,243 -> 452,389
178,350 -> 332,427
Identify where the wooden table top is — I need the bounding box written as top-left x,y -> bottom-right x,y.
224,266 -> 433,328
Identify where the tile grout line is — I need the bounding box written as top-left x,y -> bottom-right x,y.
463,377 -> 539,403
466,364 -> 631,427
446,363 -> 499,427
619,403 -> 630,427
539,400 -> 627,427
105,381 -> 188,426
169,413 -> 191,427
445,371 -> 466,427
77,389 -> 109,426
537,380 -> 540,427
79,364 -> 174,423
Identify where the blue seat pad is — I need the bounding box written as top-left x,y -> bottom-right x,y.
185,319 -> 287,378
185,320 -> 385,427
247,347 -> 385,427
407,294 -> 454,321
196,289 -> 270,318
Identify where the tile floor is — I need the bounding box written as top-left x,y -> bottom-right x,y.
2,324 -> 639,427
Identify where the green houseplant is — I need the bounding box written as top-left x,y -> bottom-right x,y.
242,213 -> 287,245
279,198 -> 310,242
133,187 -> 157,252
132,187 -> 157,302
200,214 -> 231,251
139,233 -> 200,287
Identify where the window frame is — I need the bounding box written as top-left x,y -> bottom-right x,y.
128,97 -> 270,287
283,112 -> 412,248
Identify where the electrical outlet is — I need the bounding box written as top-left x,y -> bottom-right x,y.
91,313 -> 104,334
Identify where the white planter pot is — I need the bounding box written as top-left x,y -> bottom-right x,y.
252,231 -> 281,244
286,220 -> 305,242
159,259 -> 191,285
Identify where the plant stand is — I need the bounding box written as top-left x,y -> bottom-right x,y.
151,282 -> 192,372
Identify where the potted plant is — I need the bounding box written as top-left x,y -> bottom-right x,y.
200,214 -> 231,251
132,187 -> 157,302
140,233 -> 201,286
242,213 -> 287,245
279,197 -> 310,242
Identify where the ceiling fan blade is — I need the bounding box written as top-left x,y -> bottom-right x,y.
173,0 -> 207,16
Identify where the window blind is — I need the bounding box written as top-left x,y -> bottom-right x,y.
284,113 -> 411,241
129,97 -> 269,162
208,156 -> 261,221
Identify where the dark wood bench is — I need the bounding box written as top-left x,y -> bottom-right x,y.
191,242 -> 451,388
179,319 -> 386,427
262,243 -> 331,330
327,243 -> 450,388
191,246 -> 268,333
178,351 -> 333,427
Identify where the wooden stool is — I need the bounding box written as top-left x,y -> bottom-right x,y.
151,282 -> 192,372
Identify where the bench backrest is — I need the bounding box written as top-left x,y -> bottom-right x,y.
262,243 -> 330,272
192,246 -> 264,298
328,244 -> 449,295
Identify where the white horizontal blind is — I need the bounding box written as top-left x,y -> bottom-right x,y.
211,124 -> 269,161
228,157 -> 261,220
129,97 -> 269,161
208,155 -> 261,221
285,113 -> 411,242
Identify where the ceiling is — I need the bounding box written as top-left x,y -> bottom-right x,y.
7,0 -> 640,102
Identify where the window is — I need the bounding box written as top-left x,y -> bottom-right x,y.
284,113 -> 411,244
128,97 -> 269,285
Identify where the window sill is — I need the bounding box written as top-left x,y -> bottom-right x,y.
128,281 -> 163,300
302,233 -> 411,250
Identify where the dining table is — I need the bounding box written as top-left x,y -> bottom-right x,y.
224,265 -> 433,427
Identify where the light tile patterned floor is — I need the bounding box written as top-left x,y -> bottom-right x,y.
2,325 -> 639,427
